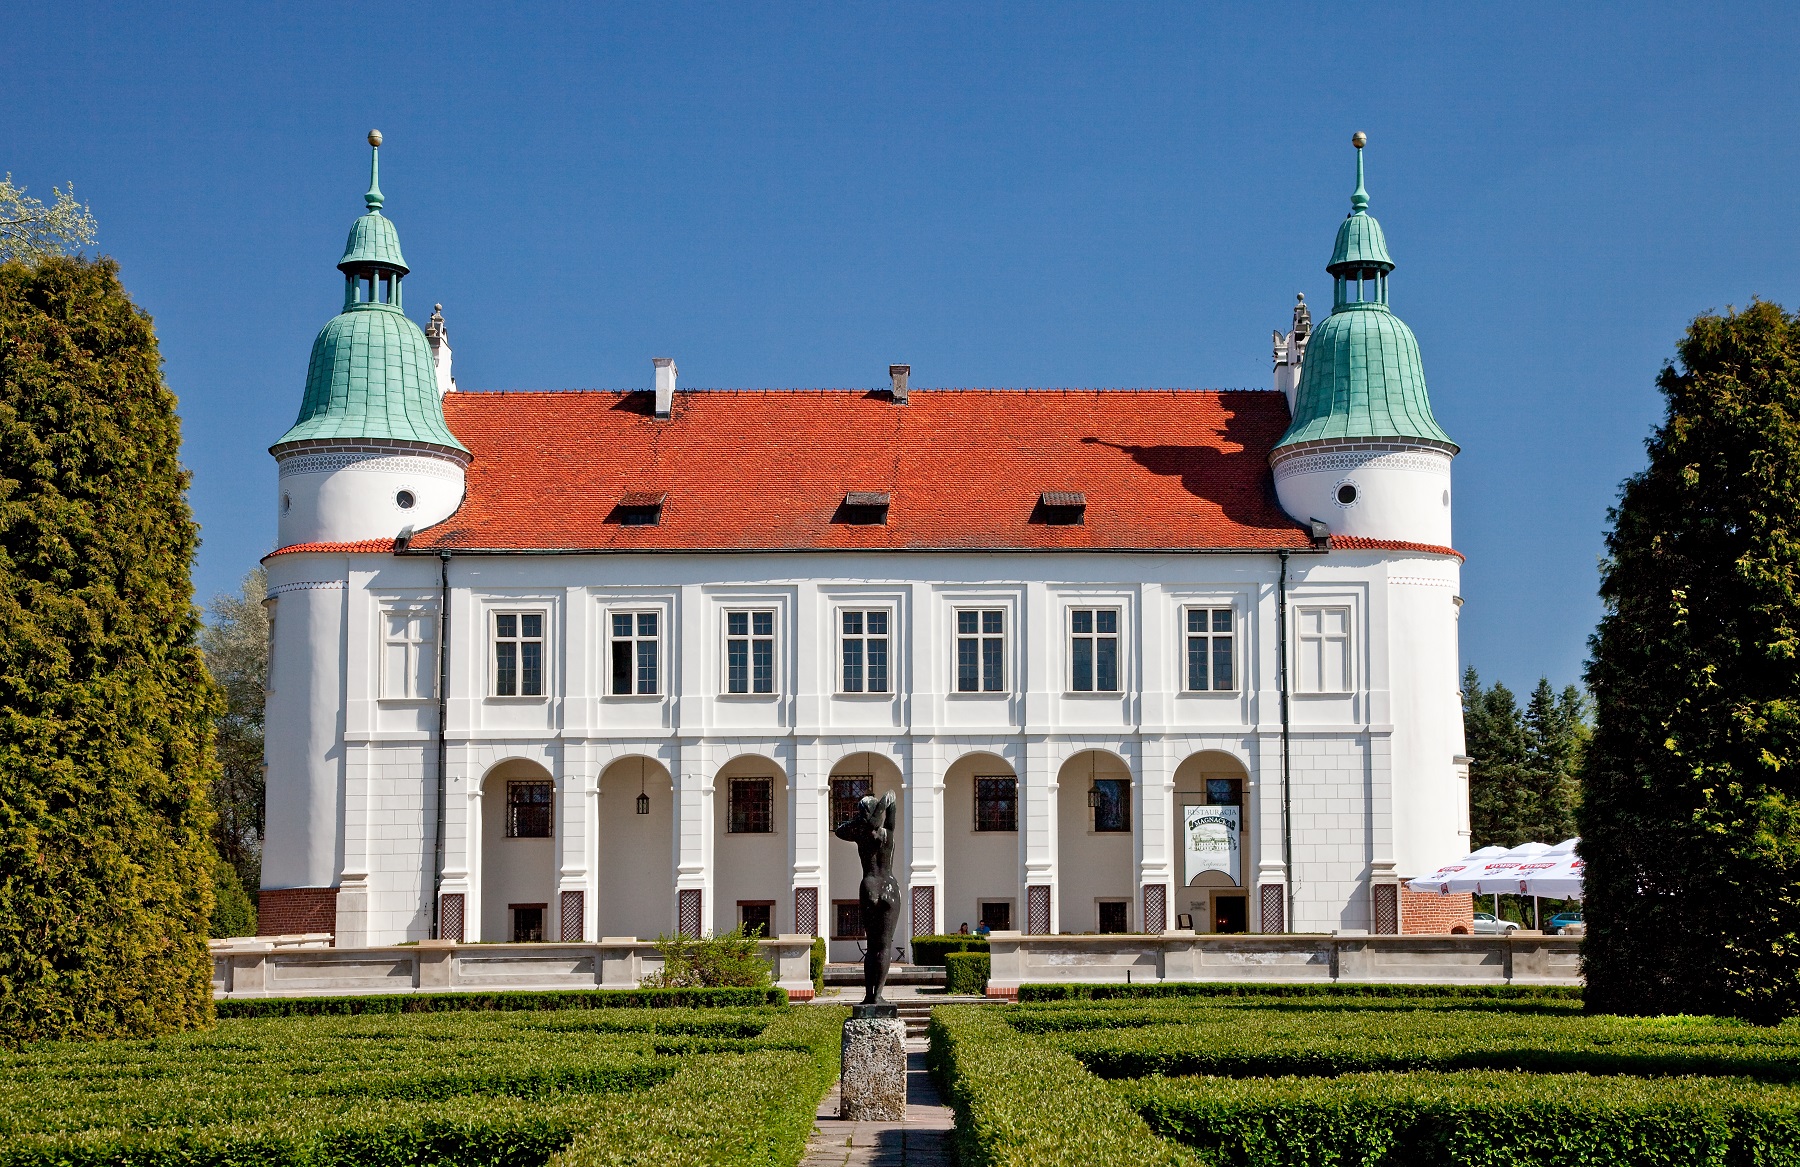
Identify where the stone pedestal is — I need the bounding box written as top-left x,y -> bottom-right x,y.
840,1006 -> 907,1121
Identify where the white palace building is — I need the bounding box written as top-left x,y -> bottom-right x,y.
258,133 -> 1473,955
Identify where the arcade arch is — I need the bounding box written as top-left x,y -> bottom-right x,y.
825,751 -> 905,962
1174,751 -> 1252,933
478,759 -> 557,943
1056,749 -> 1135,933
597,755 -> 674,940
943,751 -> 1020,936
713,754 -> 787,937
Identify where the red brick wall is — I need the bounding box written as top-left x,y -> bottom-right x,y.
1400,886 -> 1474,934
258,887 -> 338,939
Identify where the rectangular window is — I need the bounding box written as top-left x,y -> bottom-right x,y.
506,780 -> 553,838
1097,900 -> 1129,934
1092,777 -> 1131,832
610,611 -> 660,695
978,901 -> 1011,931
510,904 -> 546,943
1205,777 -> 1244,806
1070,608 -> 1120,692
1186,607 -> 1236,692
725,610 -> 775,694
739,902 -> 773,937
833,900 -> 865,939
1296,605 -> 1353,693
840,610 -> 890,694
493,612 -> 545,697
382,608 -> 436,699
956,609 -> 1006,693
729,777 -> 773,833
974,776 -> 1018,832
831,776 -> 873,829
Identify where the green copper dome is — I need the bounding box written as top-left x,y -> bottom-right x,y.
273,135 -> 466,455
1276,137 -> 1454,453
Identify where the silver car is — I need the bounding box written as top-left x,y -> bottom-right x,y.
1471,911 -> 1519,935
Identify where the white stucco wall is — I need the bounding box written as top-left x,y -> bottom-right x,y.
478,760 -> 557,942
1054,749 -> 1135,933
596,757 -> 675,939
276,446 -> 465,547
1273,442 -> 1452,546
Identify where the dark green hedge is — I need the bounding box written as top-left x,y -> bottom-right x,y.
1125,1072 -> 1800,1167
0,256 -> 218,1043
1017,981 -> 1581,1002
811,936 -> 826,992
912,934 -> 989,965
946,952 -> 990,995
216,987 -> 788,1017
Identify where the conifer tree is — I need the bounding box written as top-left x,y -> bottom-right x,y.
1583,300 -> 1800,1022
1464,668 -> 1534,847
0,255 -> 217,1040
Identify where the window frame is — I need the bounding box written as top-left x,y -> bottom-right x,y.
954,607 -> 1008,694
831,899 -> 865,940
1183,604 -> 1238,693
738,900 -> 775,938
722,607 -> 779,696
380,604 -> 438,702
830,775 -> 873,830
837,607 -> 893,696
607,608 -> 663,697
490,609 -> 548,699
973,775 -> 1019,833
505,779 -> 554,839
1091,776 -> 1132,833
1067,606 -> 1122,694
1293,603 -> 1355,694
727,776 -> 775,834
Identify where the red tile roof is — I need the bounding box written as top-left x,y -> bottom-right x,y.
264,538 -> 398,559
405,389 -> 1317,553
1328,535 -> 1463,560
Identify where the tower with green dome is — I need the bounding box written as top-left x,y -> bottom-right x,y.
270,131 -> 468,550
1271,133 -> 1457,549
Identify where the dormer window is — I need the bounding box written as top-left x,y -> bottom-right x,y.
838,492 -> 890,525
616,491 -> 666,527
1038,491 -> 1086,526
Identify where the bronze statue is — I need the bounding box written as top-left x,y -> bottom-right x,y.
834,790 -> 900,1006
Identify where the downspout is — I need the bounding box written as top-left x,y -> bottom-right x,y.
431,550 -> 451,938
1277,549 -> 1294,934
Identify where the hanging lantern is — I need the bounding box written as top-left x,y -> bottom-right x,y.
1087,783 -> 1102,808
1086,752 -> 1102,808
636,759 -> 650,815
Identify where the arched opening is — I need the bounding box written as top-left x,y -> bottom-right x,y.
1056,749 -> 1135,933
943,752 -> 1020,936
478,759 -> 557,943
1174,751 -> 1253,934
713,754 -> 786,937
825,751 -> 905,962
598,755 -> 674,940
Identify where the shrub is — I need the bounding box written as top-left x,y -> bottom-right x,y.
1017,981 -> 1581,1002
811,936 -> 825,993
641,928 -> 771,988
208,853 -> 256,938
215,987 -> 786,1018
946,952 -> 990,995
929,1005 -> 1201,1167
913,934 -> 989,965
0,256 -> 218,1043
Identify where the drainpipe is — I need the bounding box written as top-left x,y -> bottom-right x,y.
431,550 -> 452,938
1277,549 -> 1294,934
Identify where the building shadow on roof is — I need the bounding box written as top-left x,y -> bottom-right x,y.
1079,414 -> 1298,532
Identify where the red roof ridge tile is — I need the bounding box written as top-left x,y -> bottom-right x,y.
447,386 -> 1272,398
264,538 -> 399,560
1328,535 -> 1464,561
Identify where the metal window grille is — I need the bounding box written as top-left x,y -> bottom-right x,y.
911,885 -> 936,939
1186,607 -> 1235,691
979,901 -> 1011,931
1259,884 -> 1285,933
729,777 -> 773,834
1372,883 -> 1399,935
830,776 -> 872,829
740,902 -> 773,937
1143,884 -> 1168,934
1070,608 -> 1120,692
833,900 -> 865,939
506,780 -> 554,838
560,890 -> 584,941
677,888 -> 703,937
1097,900 -> 1129,933
1027,886 -> 1051,935
974,776 -> 1017,832
795,886 -> 819,937
439,892 -> 465,942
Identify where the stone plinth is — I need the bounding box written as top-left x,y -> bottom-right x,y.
840,1012 -> 906,1122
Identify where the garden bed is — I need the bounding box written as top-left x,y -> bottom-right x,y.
930,992 -> 1800,1166
1,1003 -> 846,1166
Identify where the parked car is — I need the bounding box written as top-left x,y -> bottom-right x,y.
1545,911 -> 1584,935
1471,911 -> 1518,935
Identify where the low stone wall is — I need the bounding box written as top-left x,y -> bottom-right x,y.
983,931 -> 1581,996
209,934 -> 817,1000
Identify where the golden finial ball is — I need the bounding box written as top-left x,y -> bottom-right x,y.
1352,131 -> 1367,149
368,129 -> 383,147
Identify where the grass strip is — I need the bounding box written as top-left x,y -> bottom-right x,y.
1017,981 -> 1580,1003
928,1004 -> 1202,1167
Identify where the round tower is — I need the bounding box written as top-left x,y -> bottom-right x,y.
271,131 -> 469,547
1272,134 -> 1456,546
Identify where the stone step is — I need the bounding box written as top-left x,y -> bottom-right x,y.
823,963 -> 946,986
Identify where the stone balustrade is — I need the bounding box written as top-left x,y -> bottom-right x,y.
982,931 -> 1581,996
209,934 -> 818,1000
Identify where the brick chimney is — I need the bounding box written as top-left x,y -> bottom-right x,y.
653,358 -> 676,418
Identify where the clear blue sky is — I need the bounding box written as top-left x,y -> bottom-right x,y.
8,3 -> 1799,696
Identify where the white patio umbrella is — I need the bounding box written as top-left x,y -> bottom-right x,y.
1405,845 -> 1510,895
1437,841 -> 1553,929
1517,838 -> 1583,900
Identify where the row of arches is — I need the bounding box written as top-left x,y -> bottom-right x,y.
469,748 -> 1253,946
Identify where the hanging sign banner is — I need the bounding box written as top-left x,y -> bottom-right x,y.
1185,804 -> 1241,885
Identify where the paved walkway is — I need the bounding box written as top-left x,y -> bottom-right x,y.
800,1041 -> 955,1167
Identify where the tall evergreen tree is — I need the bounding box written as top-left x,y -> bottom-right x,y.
201,567 -> 267,892
0,255 -> 217,1040
1583,300 -> 1800,1022
1464,668 -> 1533,848
1523,679 -> 1586,844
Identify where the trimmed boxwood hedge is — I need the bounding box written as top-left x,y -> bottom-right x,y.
215,987 -> 788,1017
1124,1071 -> 1800,1167
1017,981 -> 1582,1002
946,952 -> 990,995
912,934 -> 989,965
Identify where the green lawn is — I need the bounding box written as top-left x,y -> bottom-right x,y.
930,991 -> 1800,1166
1,1003 -> 846,1167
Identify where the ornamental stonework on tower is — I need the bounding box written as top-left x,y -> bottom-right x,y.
258,132 -> 1470,949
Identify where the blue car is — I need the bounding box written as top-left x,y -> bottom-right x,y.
1546,911 -> 1583,935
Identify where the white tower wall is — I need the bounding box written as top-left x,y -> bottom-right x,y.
261,555 -> 349,891
1273,442 -> 1452,546
1382,554 -> 1468,877
276,446 -> 466,546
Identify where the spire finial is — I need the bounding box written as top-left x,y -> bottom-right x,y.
364,130 -> 384,212
1350,131 -> 1368,215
